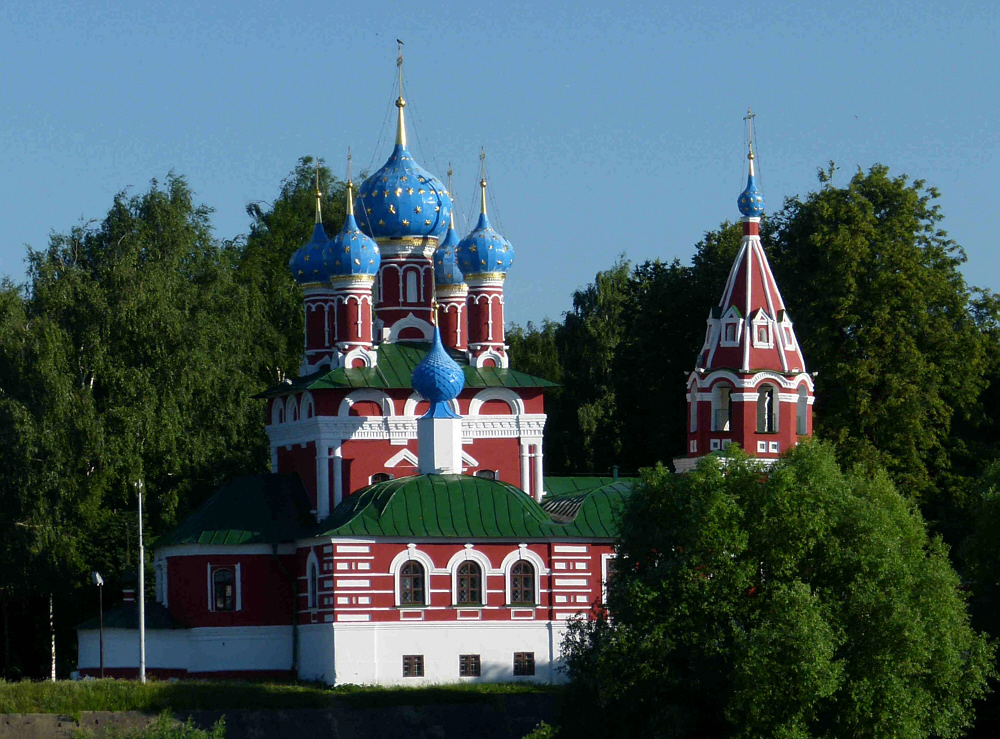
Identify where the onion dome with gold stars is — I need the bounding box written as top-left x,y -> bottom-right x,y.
434,210 -> 463,285
737,151 -> 765,217
456,178 -> 513,277
289,174 -> 330,285
324,178 -> 380,278
354,50 -> 453,241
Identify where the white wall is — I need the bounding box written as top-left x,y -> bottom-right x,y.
77,629 -> 189,670
330,621 -> 569,686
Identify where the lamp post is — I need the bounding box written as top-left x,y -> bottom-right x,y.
136,481 -> 146,684
90,572 -> 104,678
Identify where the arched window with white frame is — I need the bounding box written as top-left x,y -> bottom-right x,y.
399,561 -> 425,606
757,384 -> 778,433
796,385 -> 809,436
712,383 -> 733,432
509,560 -> 535,606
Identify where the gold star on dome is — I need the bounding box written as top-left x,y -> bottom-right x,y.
388,204 -> 396,214
400,176 -> 407,182
434,205 -> 440,212
366,208 -> 372,215
383,190 -> 389,197
418,189 -> 425,195
414,206 -> 422,213
402,219 -> 410,226
407,187 -> 414,195
395,187 -> 402,196
378,219 -> 385,226
303,255 -> 309,262
354,258 -> 360,265
424,219 -> 431,226
381,177 -> 388,183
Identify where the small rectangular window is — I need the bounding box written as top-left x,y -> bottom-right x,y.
403,654 -> 424,677
459,654 -> 481,677
514,652 -> 535,676
724,323 -> 737,342
474,469 -> 497,480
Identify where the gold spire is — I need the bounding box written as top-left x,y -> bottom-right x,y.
478,148 -> 487,216
314,161 -> 323,225
395,40 -> 407,147
346,147 -> 355,217
447,163 -> 455,229
744,107 -> 757,174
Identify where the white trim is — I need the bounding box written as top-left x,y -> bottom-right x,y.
389,547 -> 436,606
338,389 -> 395,417
339,346 -> 378,369
501,546 -> 547,606
384,448 -> 419,468
235,563 -> 242,612
386,313 -> 434,342
301,391 -> 316,420
446,548 -> 495,605
160,543 -> 296,558
402,392 -> 460,418
471,348 -> 508,369
468,387 -> 525,416
306,550 -> 320,610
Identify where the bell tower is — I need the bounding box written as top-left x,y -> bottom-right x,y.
678,110 -> 813,471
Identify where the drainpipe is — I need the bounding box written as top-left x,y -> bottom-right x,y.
272,544 -> 299,675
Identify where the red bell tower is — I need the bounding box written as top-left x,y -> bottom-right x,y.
678,111 -> 813,471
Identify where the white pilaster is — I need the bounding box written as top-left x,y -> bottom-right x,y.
520,441 -> 530,494
332,444 -> 343,508
418,415 -> 463,475
270,447 -> 279,473
532,443 -> 544,503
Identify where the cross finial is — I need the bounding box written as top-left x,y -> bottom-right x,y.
346,148 -> 355,217
314,159 -> 323,225
394,43 -> 407,146
744,107 -> 757,160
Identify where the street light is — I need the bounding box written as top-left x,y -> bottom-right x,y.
90,572 -> 104,678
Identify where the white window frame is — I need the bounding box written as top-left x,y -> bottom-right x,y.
752,314 -> 774,349
601,553 -> 616,604
390,547 -> 436,608
207,563 -> 241,612
501,546 -> 546,607
306,550 -> 320,610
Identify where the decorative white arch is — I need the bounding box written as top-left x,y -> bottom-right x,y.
389,545 -> 438,606
271,399 -> 285,425
403,391 -> 460,418
286,394 -> 300,422
472,348 -> 508,369
385,448 -> 419,468
301,391 -> 316,420
445,547 -> 495,605
387,312 -> 434,342
340,346 -> 378,369
338,388 -> 395,417
500,545 -> 548,606
468,387 -> 524,416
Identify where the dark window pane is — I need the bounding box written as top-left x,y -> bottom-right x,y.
213,568 -> 235,612
400,561 -> 425,605
457,561 -> 482,604
403,654 -> 424,677
510,560 -> 535,605
514,652 -> 535,676
459,654 -> 481,677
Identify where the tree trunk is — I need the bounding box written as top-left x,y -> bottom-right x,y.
49,594 -> 55,681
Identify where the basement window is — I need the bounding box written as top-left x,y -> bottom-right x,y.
459,654 -> 482,677
513,652 -> 535,676
403,654 -> 424,677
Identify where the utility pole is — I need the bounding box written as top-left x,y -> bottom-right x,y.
49,595 -> 55,681
137,481 -> 146,683
92,572 -> 104,678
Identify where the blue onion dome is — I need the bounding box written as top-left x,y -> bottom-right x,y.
737,151 -> 765,217
354,97 -> 453,240
324,182 -> 380,278
456,180 -> 513,277
433,217 -> 463,286
289,222 -> 329,285
411,326 -> 464,418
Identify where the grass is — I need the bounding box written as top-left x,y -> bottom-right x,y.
0,678 -> 560,715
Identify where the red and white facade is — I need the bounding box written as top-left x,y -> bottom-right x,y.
678,215 -> 814,472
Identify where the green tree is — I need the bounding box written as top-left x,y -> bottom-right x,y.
562,443 -> 994,739
766,164 -> 990,500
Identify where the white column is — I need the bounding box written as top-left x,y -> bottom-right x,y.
316,443 -> 330,521
333,444 -> 343,508
520,441 -> 530,495
532,443 -> 544,503
270,447 -> 279,473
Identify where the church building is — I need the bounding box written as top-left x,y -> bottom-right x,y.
76,62 -> 812,685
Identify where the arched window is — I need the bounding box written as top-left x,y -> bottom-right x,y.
797,385 -> 809,435
712,384 -> 733,432
213,568 -> 235,612
474,469 -> 497,481
405,270 -> 419,303
457,561 -> 482,605
510,560 -> 535,605
757,384 -> 778,433
399,561 -> 425,606
371,472 -> 394,484
307,561 -> 319,609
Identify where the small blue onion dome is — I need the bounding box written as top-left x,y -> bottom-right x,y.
433,220 -> 463,286
324,189 -> 380,277
355,144 -> 453,240
289,222 -> 330,285
737,157 -> 765,217
411,326 -> 464,419
456,212 -> 513,277
456,180 -> 513,277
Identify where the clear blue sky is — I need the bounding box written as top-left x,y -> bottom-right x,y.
1,0 -> 996,325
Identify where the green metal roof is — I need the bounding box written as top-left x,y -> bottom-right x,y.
315,474 -> 629,539
156,474 -> 313,547
259,341 -> 558,398
542,476 -> 637,496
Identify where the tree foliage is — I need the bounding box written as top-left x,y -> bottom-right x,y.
562,443 -> 995,739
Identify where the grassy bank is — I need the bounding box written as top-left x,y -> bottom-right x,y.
0,679 -> 559,715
